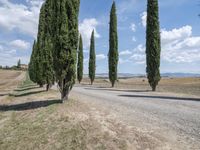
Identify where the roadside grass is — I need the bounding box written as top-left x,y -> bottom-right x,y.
0,72 -> 131,150
9,73 -> 45,97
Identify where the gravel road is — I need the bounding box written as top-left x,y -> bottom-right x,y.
71,84 -> 200,150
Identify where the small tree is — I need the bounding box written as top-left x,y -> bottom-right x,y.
17,59 -> 21,69
77,34 -> 83,83
146,0 -> 161,91
108,1 -> 118,87
89,30 -> 96,85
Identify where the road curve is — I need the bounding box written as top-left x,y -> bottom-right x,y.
71,84 -> 200,150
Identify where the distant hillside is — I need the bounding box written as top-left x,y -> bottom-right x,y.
86,73 -> 200,78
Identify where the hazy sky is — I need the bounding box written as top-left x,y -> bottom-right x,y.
0,0 -> 200,74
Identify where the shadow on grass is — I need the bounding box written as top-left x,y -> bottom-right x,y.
0,99 -> 62,111
14,86 -> 41,92
11,90 -> 46,97
18,84 -> 38,89
0,93 -> 9,96
118,94 -> 200,102
84,87 -> 149,93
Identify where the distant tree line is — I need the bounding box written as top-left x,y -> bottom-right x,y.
0,59 -> 27,71
29,0 -> 161,101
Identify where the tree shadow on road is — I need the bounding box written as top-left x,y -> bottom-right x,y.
84,87 -> 150,93
0,99 -> 62,111
118,94 -> 200,102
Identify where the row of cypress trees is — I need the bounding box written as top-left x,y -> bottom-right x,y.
77,0 -> 161,91
29,0 -> 161,102
29,0 -> 80,102
77,2 -> 119,87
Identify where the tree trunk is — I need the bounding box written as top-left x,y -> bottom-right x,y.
46,84 -> 50,91
40,84 -> 43,88
152,85 -> 156,91
111,81 -> 115,88
61,89 -> 70,103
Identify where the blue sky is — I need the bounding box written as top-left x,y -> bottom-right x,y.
0,0 -> 200,74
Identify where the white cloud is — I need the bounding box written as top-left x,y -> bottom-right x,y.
161,25 -> 192,44
140,11 -> 147,27
10,39 -> 30,50
96,54 -> 106,60
161,26 -> 200,63
79,18 -> 100,48
0,0 -> 43,37
119,58 -> 131,64
0,44 -> 29,66
132,36 -> 136,42
133,44 -> 145,53
130,23 -> 136,32
130,54 -> 145,62
119,50 -> 132,56
119,0 -> 137,14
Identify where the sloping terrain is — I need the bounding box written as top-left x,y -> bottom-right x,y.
0,70 -> 199,149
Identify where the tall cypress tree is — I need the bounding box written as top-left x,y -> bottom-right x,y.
42,36 -> 55,91
29,40 -> 37,83
89,30 -> 96,85
109,1 -> 118,87
52,0 -> 80,101
17,59 -> 21,69
77,34 -> 83,83
146,0 -> 161,91
35,3 -> 46,87
41,0 -> 55,91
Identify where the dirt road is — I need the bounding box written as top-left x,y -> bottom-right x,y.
71,84 -> 200,150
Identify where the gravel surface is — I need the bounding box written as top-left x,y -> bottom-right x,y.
71,84 -> 200,150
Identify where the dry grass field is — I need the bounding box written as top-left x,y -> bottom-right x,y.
0,70 -> 199,149
0,71 -> 145,149
0,70 -> 25,97
80,77 -> 200,97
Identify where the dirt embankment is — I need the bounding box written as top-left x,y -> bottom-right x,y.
0,70 -> 25,97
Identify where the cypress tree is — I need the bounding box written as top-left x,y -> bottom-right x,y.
29,40 -> 37,83
77,34 -> 83,83
108,1 -> 118,87
35,3 -> 46,87
146,0 -> 161,91
17,59 -> 21,69
89,30 -> 96,85
42,36 -> 55,91
41,1 -> 55,91
52,0 -> 80,101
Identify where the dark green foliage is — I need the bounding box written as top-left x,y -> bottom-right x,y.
52,0 -> 80,101
35,4 -> 46,87
77,35 -> 83,83
29,1 -> 55,90
29,40 -> 37,83
29,0 -> 80,99
108,2 -> 118,87
42,37 -> 55,91
146,0 -> 161,91
17,59 -> 21,68
41,1 -> 55,91
89,30 -> 96,85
